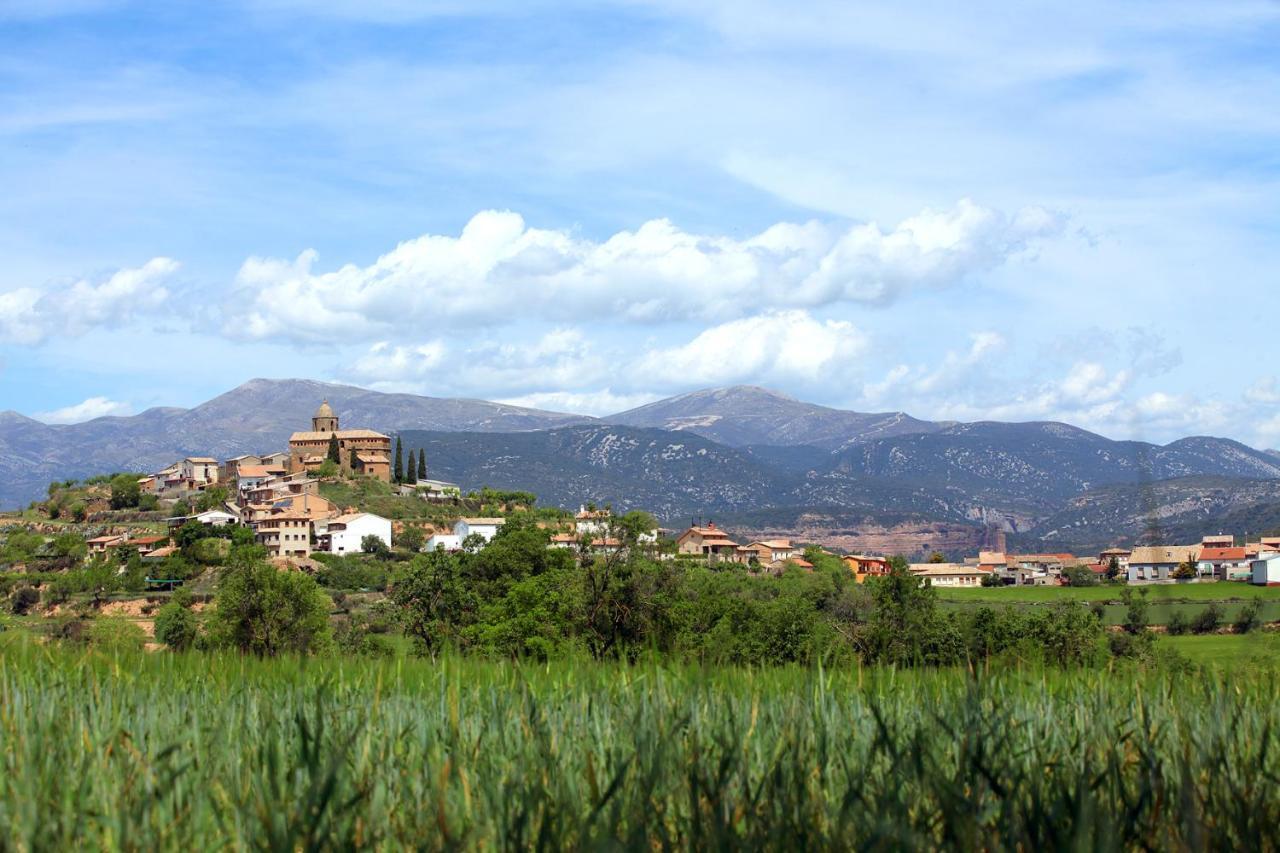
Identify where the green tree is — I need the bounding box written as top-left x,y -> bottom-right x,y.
349,448 -> 358,472
1120,587 -> 1148,635
109,473 -> 141,510
1172,555 -> 1198,579
327,432 -> 341,464
85,558 -> 122,607
393,437 -> 404,483
154,588 -> 199,650
417,450 -> 427,480
1061,565 -> 1099,587
362,534 -> 392,559
405,450 -> 418,485
195,486 -> 229,512
861,558 -> 961,666
315,459 -> 340,479
398,525 -> 424,554
390,550 -> 477,654
207,554 -> 334,656
1105,556 -> 1121,581
50,532 -> 87,561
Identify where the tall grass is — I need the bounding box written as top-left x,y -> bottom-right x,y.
0,635 -> 1276,849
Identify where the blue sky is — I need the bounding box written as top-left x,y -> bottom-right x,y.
2,1 -> 1279,445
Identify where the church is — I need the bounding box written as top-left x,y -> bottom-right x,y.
287,401 -> 392,481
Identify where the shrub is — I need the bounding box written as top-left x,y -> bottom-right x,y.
154,593 -> 200,651
1190,604 -> 1223,635
10,586 -> 41,615
1233,600 -> 1261,635
1166,611 -> 1189,636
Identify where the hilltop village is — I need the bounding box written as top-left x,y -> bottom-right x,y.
0,400 -> 1278,593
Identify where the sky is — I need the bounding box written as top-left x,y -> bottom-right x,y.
1,1 -> 1279,446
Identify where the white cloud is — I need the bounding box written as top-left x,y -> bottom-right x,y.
344,328 -> 609,397
1245,376 -> 1280,405
0,258 -> 179,345
863,331 -> 1005,402
36,396 -> 132,423
497,390 -> 662,416
224,202 -> 1063,344
635,310 -> 868,388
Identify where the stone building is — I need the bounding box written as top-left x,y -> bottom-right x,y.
287,400 -> 392,481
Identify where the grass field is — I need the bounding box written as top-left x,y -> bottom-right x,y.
936,581 -> 1280,604
1159,632 -> 1280,666
1,635 -> 1277,849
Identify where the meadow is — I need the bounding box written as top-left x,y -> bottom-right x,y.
1,635 -> 1277,850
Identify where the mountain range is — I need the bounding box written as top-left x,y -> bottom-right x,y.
4,379 -> 1280,555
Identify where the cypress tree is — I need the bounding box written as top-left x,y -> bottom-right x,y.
393,436 -> 403,483
417,449 -> 427,480
349,448 -> 358,472
405,450 -> 418,485
326,433 -> 340,464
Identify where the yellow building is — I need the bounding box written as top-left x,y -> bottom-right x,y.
287,401 -> 392,481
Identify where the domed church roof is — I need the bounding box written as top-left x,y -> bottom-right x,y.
314,400 -> 335,419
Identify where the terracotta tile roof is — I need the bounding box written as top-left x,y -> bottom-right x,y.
1198,547 -> 1247,561
289,429 -> 389,442
235,465 -> 272,478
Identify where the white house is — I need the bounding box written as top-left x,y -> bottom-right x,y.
456,517 -> 504,542
573,506 -> 659,542
424,533 -> 460,551
180,457 -> 220,485
316,513 -> 392,555
909,563 -> 993,587
1252,554 -> 1280,586
425,517 -> 505,552
414,479 -> 462,500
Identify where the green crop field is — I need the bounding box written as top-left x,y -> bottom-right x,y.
937,582 -> 1280,604
1,635 -> 1277,850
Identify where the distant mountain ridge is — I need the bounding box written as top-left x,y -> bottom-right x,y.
3,380 -> 1280,556
0,379 -> 591,508
607,385 -> 943,449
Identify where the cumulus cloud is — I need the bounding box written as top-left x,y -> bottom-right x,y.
1245,376 -> 1280,405
0,258 -> 179,345
344,328 -> 609,397
36,396 -> 132,423
498,390 -> 663,416
863,331 -> 1006,402
339,310 -> 867,406
634,310 -> 868,388
225,201 -> 1064,344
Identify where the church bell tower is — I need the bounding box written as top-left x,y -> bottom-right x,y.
312,400 -> 339,433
